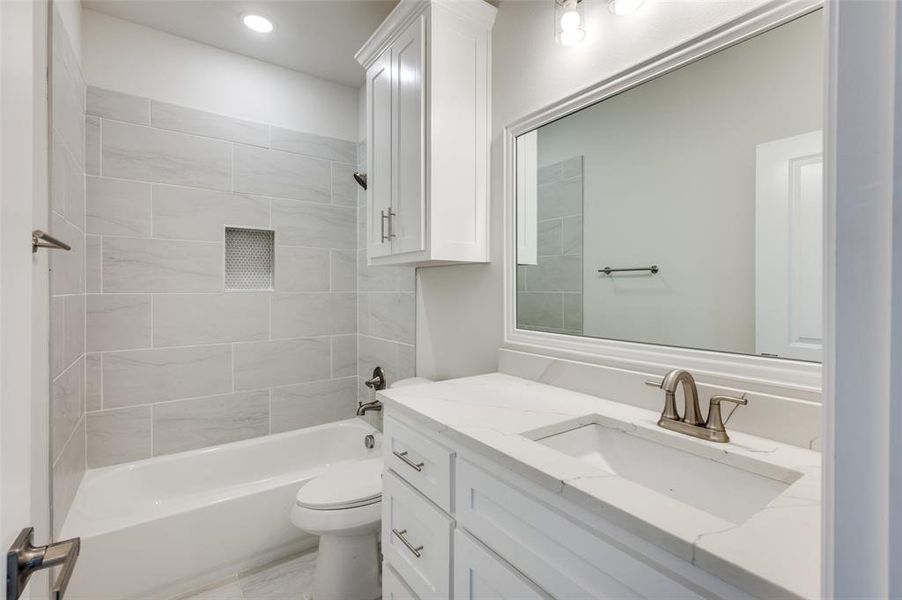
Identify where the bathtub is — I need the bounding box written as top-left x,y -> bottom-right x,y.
61,418 -> 381,600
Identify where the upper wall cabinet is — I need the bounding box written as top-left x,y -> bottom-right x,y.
356,0 -> 496,266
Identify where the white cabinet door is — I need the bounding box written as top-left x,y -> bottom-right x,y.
755,130 -> 823,361
390,15 -> 426,255
454,530 -> 549,600
384,563 -> 421,600
367,51 -> 393,258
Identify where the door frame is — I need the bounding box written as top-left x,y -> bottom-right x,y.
0,0 -> 51,598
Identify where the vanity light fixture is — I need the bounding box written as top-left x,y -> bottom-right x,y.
242,13 -> 274,33
608,0 -> 645,16
555,0 -> 586,47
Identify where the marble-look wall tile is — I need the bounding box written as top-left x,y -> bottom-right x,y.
63,294 -> 85,372
330,250 -> 356,292
85,116 -> 101,176
51,417 -> 84,538
270,378 -> 357,433
86,176 -> 152,237
270,293 -> 356,338
153,293 -> 269,346
538,163 -> 561,185
152,185 -> 269,242
563,293 -> 583,332
538,177 -> 582,220
86,294 -> 152,351
51,31 -> 84,167
271,200 -> 355,248
517,292 -> 563,330
50,213 -> 85,296
85,353 -> 102,412
561,155 -> 582,179
51,357 -> 84,463
152,390 -> 269,455
274,246 -> 330,292
365,292 -> 415,344
87,86 -> 149,125
52,132 -> 85,227
331,162 -> 357,206
537,219 -> 562,256
269,127 -> 356,164
233,145 -> 331,203
331,334 -> 357,378
103,345 -> 232,408
86,235 -> 102,293
524,255 -> 582,292
562,215 -> 582,256
358,335 -> 412,387
51,298 -> 65,378
102,237 -> 223,293
357,250 -> 413,292
86,407 -> 151,467
102,120 -> 231,190
151,101 -> 269,147
234,338 -> 331,390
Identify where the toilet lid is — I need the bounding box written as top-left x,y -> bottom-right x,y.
295,458 -> 383,510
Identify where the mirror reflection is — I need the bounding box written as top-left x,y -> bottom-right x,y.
516,10 -> 824,362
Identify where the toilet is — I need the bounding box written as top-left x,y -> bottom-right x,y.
291,457 -> 383,600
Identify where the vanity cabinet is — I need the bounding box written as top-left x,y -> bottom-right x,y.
356,0 -> 495,266
381,414 -> 756,600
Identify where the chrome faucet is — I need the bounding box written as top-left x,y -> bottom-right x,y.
356,366 -> 386,416
646,369 -> 748,443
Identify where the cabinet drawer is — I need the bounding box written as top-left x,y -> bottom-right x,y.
453,529 -> 550,600
383,470 -> 453,600
455,459 -> 707,599
384,563 -> 420,600
385,417 -> 454,511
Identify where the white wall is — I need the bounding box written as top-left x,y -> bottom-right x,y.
416,0 -> 770,379
536,11 -> 822,355
81,9 -> 358,141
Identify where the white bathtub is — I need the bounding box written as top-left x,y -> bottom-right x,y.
61,418 -> 381,600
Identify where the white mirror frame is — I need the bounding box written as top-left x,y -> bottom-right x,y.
502,0 -> 825,397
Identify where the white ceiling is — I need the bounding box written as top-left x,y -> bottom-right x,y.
82,0 -> 398,88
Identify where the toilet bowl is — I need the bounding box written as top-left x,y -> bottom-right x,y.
291,457 -> 383,600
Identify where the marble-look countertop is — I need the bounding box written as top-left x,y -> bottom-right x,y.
378,373 -> 820,599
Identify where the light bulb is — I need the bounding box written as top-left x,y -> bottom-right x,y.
559,29 -> 586,47
560,9 -> 581,32
242,14 -> 274,33
609,0 -> 645,16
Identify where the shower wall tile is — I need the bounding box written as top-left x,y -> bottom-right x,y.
63,294 -> 85,372
151,101 -> 269,147
86,294 -> 152,351
523,254 -> 582,292
274,246 -> 330,292
234,338 -> 332,390
86,235 -> 102,293
269,127 -> 356,164
86,406 -> 151,467
152,185 -> 269,242
271,200 -> 355,248
331,162 -> 357,206
358,335 -> 413,389
562,215 -> 582,256
365,292 -> 416,345
85,116 -> 100,176
102,120 -> 231,190
50,213 -> 85,295
233,144 -> 331,203
103,345 -> 232,408
51,357 -> 84,463
537,219 -> 562,256
270,378 -> 357,434
331,334 -> 357,378
51,36 -> 85,166
153,293 -> 269,347
102,237 -> 223,293
538,177 -> 582,220
330,250 -> 356,292
517,292 -> 563,330
152,390 -> 269,455
270,293 -> 356,338
85,353 -> 102,412
52,132 -> 85,227
86,176 -> 152,237
563,292 -> 584,332
51,418 -> 84,539
87,86 -> 149,125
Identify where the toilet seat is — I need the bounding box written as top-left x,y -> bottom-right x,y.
295,458 -> 382,511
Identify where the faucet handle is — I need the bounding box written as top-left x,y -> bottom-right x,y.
704,395 -> 748,440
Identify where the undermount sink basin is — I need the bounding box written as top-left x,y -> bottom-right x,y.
534,422 -> 801,525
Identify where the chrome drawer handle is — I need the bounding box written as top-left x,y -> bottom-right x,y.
392,528 -> 423,558
392,450 -> 424,472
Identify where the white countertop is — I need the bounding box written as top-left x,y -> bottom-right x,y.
379,372 -> 820,599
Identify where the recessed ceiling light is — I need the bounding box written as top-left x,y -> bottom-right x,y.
242,14 -> 274,33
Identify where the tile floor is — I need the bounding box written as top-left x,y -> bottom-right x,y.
180,551 -> 318,600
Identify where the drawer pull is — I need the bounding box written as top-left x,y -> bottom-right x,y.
393,450 -> 424,472
392,528 -> 423,558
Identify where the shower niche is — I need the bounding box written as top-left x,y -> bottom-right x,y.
225,226 -> 275,291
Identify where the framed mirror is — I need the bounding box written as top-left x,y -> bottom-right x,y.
511,5 -> 824,374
